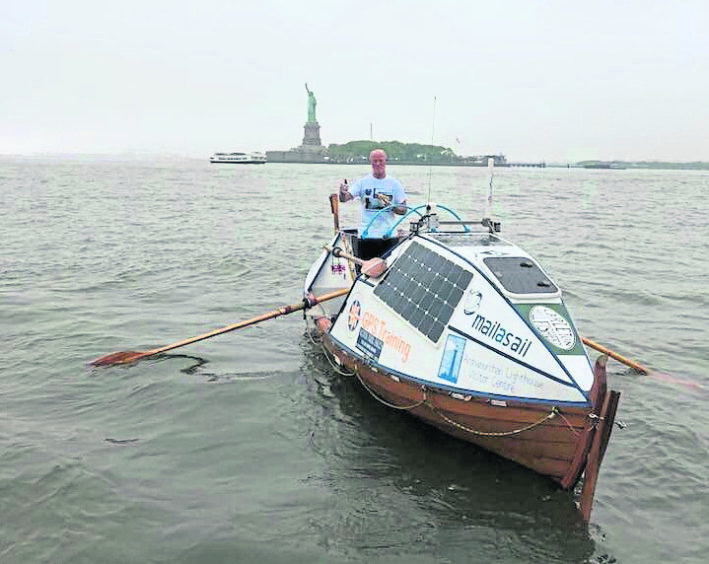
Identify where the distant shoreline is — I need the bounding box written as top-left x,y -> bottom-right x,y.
267,159 -> 546,168
558,161 -> 709,170
2,154 -> 708,170
264,159 -> 709,171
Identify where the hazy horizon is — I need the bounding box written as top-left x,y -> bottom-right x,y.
3,1 -> 707,163
2,150 -> 707,166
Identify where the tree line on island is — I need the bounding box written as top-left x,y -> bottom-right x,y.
324,140 -> 708,169
326,140 -> 506,166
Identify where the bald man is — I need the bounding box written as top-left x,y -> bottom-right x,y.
339,149 -> 408,260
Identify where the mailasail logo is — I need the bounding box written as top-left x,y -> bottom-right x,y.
348,299 -> 361,331
471,313 -> 532,358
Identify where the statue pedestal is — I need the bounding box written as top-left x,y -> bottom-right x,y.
302,122 -> 322,146
265,119 -> 328,163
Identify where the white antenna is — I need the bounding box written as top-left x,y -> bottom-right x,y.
427,96 -> 437,203
483,157 -> 494,225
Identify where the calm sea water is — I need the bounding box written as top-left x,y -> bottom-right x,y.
1,157 -> 707,563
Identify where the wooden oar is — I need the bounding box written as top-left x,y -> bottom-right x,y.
581,337 -> 648,373
323,244 -> 388,278
582,337 -> 703,389
91,288 -> 350,367
329,192 -> 340,234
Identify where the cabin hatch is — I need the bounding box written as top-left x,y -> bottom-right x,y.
483,257 -> 558,294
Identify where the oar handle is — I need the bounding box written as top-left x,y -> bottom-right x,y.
324,244 -> 363,266
329,193 -> 340,234
581,337 -> 648,374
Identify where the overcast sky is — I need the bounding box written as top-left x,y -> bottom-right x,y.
3,0 -> 708,162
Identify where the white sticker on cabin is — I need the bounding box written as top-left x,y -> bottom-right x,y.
529,306 -> 576,350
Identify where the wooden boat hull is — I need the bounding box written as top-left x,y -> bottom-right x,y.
305,227 -> 621,520
314,316 -> 619,516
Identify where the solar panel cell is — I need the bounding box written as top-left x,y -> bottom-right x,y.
449,286 -> 464,304
419,314 -> 435,335
458,270 -> 473,289
420,292 -> 434,312
428,321 -> 445,342
410,306 -> 425,327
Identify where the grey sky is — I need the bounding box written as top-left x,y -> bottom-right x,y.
3,0 -> 707,162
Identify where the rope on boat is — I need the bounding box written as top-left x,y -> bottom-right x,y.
306,318 -> 357,377
321,343 -> 563,434
303,320 -> 321,345
311,327 -> 592,438
428,405 -> 558,437
354,370 -> 428,411
352,364 -> 559,435
323,343 -> 356,377
556,409 -> 582,437
303,318 -> 321,345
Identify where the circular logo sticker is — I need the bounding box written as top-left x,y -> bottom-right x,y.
348,299 -> 361,331
529,306 -> 576,350
463,290 -> 483,316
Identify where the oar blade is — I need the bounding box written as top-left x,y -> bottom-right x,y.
647,371 -> 705,390
91,350 -> 148,367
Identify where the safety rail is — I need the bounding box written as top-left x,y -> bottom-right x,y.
361,205 -> 424,239
383,204 -> 469,239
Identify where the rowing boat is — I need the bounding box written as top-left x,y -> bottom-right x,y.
303,199 -> 620,521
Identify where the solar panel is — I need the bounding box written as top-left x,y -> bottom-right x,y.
373,241 -> 472,342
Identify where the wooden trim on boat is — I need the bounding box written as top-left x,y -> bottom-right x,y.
560,355 -> 608,489
579,388 -> 620,521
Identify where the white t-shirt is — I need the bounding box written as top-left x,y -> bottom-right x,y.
349,175 -> 407,238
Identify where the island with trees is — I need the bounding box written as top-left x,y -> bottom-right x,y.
325,140 -> 517,166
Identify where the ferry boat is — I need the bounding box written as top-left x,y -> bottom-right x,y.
303,185 -> 620,521
209,152 -> 266,164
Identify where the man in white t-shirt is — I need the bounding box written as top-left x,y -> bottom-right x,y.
339,149 -> 408,259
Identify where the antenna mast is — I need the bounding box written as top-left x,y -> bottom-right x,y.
426,96 -> 437,203
482,157 -> 500,233
483,157 -> 494,218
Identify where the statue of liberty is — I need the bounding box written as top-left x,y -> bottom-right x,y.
305,83 -> 317,124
